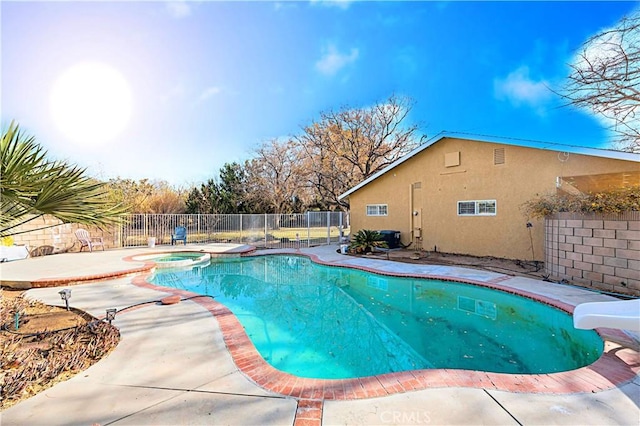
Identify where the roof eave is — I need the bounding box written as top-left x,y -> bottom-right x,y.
338,135 -> 444,200
338,132 -> 640,201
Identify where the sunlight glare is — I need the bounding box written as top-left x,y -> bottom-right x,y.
50,62 -> 133,146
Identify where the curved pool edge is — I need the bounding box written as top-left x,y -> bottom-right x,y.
27,263 -> 157,289
129,252 -> 211,268
4,245 -> 257,289
132,253 -> 640,398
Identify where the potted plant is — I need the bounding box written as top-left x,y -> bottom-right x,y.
348,229 -> 388,254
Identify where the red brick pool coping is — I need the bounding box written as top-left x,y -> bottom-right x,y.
129,250 -> 639,402
15,246 -> 255,289
29,264 -> 155,288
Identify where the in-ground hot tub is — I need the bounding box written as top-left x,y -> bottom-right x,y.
132,252 -> 211,269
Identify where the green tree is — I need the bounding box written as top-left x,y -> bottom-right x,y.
186,179 -> 220,214
1,121 -> 127,236
217,162 -> 250,213
185,162 -> 251,214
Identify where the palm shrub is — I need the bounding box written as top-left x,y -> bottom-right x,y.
349,229 -> 388,254
1,121 -> 129,237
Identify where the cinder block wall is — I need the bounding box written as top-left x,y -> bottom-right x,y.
545,212 -> 639,296
7,215 -> 118,254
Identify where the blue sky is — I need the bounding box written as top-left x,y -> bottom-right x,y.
2,1 -> 638,186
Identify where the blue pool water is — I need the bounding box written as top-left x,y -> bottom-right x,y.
150,255 -> 603,379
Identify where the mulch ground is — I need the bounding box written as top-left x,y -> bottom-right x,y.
0,289 -> 120,410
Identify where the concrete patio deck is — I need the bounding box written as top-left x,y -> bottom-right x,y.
0,243 -> 255,289
1,244 -> 638,425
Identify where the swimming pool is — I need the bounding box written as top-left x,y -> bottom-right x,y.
150,255 -> 603,379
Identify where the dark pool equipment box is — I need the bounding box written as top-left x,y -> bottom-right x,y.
379,230 -> 401,249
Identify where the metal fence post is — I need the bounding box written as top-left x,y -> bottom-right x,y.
264,213 -> 268,248
307,211 -> 311,247
118,217 -> 122,248
327,211 -> 331,244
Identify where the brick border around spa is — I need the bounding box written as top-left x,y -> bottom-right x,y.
130,251 -> 640,399
29,263 -> 156,288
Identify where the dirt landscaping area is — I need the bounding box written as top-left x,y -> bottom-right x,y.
0,289 -> 119,410
370,248 -> 547,280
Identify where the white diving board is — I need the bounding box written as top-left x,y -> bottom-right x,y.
573,299 -> 640,332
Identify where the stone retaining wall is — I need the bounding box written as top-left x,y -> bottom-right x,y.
545,212 -> 639,296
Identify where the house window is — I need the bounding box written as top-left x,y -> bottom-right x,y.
457,200 -> 496,216
366,204 -> 388,216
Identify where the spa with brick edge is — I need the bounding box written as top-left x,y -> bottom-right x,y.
130,253 -> 640,402
27,262 -> 156,288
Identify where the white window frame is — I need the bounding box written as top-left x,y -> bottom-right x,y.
366,204 -> 388,216
457,200 -> 496,216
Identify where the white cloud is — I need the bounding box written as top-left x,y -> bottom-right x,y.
315,44 -> 359,76
310,0 -> 353,10
165,1 -> 191,19
493,66 -> 552,113
199,86 -> 221,101
578,23 -> 626,68
273,2 -> 299,12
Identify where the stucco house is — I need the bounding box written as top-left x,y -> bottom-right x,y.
338,134 -> 639,261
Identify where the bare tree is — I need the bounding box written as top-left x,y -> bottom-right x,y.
147,182 -> 187,213
563,12 -> 640,153
190,95 -> 424,213
106,178 -> 186,213
296,94 -> 425,209
245,139 -> 311,213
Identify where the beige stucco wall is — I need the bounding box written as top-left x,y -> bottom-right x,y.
347,137 -> 638,261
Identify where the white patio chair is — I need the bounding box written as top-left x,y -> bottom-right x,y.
75,229 -> 105,252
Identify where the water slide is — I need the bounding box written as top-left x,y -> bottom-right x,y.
573,298 -> 640,332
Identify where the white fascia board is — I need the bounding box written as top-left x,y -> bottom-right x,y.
338,132 -> 640,201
